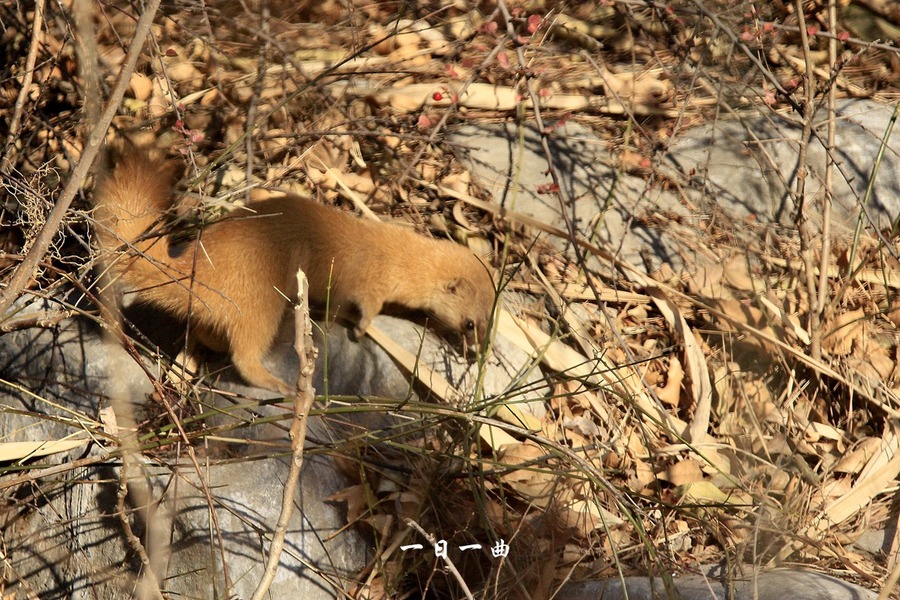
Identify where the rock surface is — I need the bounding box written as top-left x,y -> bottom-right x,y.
0,299 -> 544,599
559,566 -> 877,600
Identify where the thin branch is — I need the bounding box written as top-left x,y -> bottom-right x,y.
815,0 -> 837,345
793,0 -> 821,360
0,0 -> 45,173
244,5 -> 271,204
116,455 -> 165,600
251,271 -> 316,600
405,519 -> 475,600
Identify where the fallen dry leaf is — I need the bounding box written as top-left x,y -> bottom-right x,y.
822,308 -> 866,356
659,458 -> 704,486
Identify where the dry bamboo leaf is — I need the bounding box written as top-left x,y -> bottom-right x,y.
626,429 -> 650,458
498,442 -> 556,505
513,282 -> 649,304
0,437 -> 90,461
148,75 -> 171,116
677,481 -> 731,504
99,405 -> 118,436
696,447 -> 735,477
815,450 -> 900,529
548,12 -> 618,52
361,81 -> 680,116
386,44 -> 431,66
561,499 -> 624,537
369,23 -> 398,55
395,491 -> 427,522
98,43 -> 126,69
164,56 -> 203,87
685,262 -> 727,297
712,364 -> 735,412
341,171 -> 377,195
823,308 -> 866,356
659,458 -> 704,486
388,31 -> 423,55
656,440 -> 735,478
603,527 -> 632,557
763,253 -> 900,289
656,357 -> 683,407
814,422 -> 900,532
849,341 -> 895,381
364,324 -> 459,403
439,170 -> 471,196
583,56 -> 674,106
706,298 -> 766,331
128,72 -> 152,100
560,304 -> 603,362
495,404 -> 543,433
832,437 -> 884,474
758,295 -> 811,345
498,311 -> 695,441
307,138 -> 350,173
887,300 -> 900,327
308,167 -> 381,221
630,459 -> 657,491
721,256 -> 757,292
743,379 -> 778,423
364,514 -> 394,538
479,423 -> 521,450
451,201 -> 479,232
648,287 -> 712,442
387,18 -> 452,55
858,425 -> 899,482
819,477 -> 854,502
803,421 -> 845,443
365,324 -> 519,449
351,576 -> 390,600
326,484 -> 371,523
562,414 -> 601,438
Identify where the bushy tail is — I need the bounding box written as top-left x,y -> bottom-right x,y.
93,148 -> 181,288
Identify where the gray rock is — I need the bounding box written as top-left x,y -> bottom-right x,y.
451,99 -> 900,276
450,121 -> 687,273
559,566 -> 877,600
664,99 -> 900,230
0,300 -> 365,598
0,296 -> 545,599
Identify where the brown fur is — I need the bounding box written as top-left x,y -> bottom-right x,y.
93,149 -> 496,394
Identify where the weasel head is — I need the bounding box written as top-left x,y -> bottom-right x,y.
437,259 -> 496,352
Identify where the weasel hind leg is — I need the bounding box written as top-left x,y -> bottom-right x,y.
352,297 -> 383,340
229,328 -> 293,395
232,350 -> 293,395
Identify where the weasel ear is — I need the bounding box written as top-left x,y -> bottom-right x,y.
445,277 -> 464,295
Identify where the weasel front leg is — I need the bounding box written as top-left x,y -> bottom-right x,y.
352,297 -> 383,340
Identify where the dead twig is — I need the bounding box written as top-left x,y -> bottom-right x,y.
792,0 -> 821,359
815,0 -> 837,361
250,270 -> 316,600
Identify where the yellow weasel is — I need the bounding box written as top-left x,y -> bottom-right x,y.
94,148 -> 495,394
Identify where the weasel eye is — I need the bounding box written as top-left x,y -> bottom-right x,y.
465,319 -> 476,331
